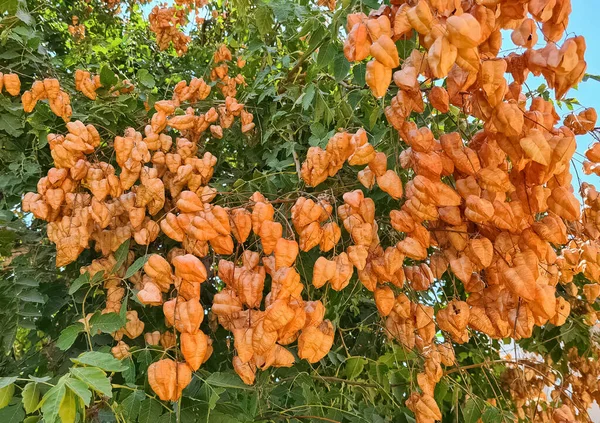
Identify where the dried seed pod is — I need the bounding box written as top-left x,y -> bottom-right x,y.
148,359 -> 192,401
297,320 -> 334,363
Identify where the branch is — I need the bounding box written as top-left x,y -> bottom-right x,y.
277,374 -> 409,389
284,38 -> 327,83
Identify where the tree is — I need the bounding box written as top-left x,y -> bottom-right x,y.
0,0 -> 599,422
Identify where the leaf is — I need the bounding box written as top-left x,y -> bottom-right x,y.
59,389 -> 76,423
19,290 -> 45,303
583,73 -> 600,83
138,398 -> 163,423
68,272 -> 89,295
28,376 -> 51,384
345,357 -> 366,380
100,65 -> 118,88
255,5 -> 273,36
463,398 -> 485,423
308,25 -> 326,52
40,384 -> 65,423
122,357 -> 136,384
56,323 -> 84,351
302,84 -> 316,111
112,239 -> 130,273
120,390 -> 144,421
137,350 -> 152,374
124,255 -> 148,279
15,8 -> 34,25
206,372 -> 254,390
0,378 -> 17,389
0,113 -> 24,137
89,312 -> 126,334
352,63 -> 366,86
64,378 -> 92,406
0,403 -> 25,423
70,367 -> 112,398
0,384 -> 15,409
137,69 -> 155,89
481,406 -> 502,423
71,351 -> 127,372
21,383 -> 40,413
158,413 -> 177,423
333,54 -> 350,82
90,270 -> 106,286
317,42 -> 336,68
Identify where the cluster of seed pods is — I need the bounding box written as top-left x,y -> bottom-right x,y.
11,38 -> 341,399
322,0 -> 600,419
500,344 -> 600,422
20,77 -> 72,121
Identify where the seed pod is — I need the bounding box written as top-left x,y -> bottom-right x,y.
148,359 -> 192,401
180,331 -> 209,371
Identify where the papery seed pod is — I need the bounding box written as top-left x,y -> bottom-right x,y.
366,60 -> 392,98
163,297 -> 204,334
297,320 -> 334,363
3,73 -> 21,96
374,286 -> 395,316
148,359 -> 192,401
180,331 -> 209,371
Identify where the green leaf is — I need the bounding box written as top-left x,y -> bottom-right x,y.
19,290 -> 45,303
137,69 -> 155,89
15,8 -> 34,25
59,389 -> 76,423
68,272 -> 90,295
56,323 -> 84,351
23,416 -> 40,423
316,42 -> 336,68
100,65 -> 118,87
40,384 -> 65,423
124,255 -> 148,279
122,357 -> 136,384
345,357 -> 366,380
71,351 -> 127,372
206,372 -> 254,390
70,367 -> 112,398
463,398 -> 485,423
137,350 -> 152,374
112,239 -> 130,273
64,378 -> 92,406
255,5 -> 273,36
0,403 -> 25,423
158,412 -> 177,423
0,113 -> 24,137
22,383 -> 40,413
352,63 -> 366,86
28,376 -> 51,384
308,24 -> 326,52
90,270 -> 106,286
138,398 -> 163,423
583,73 -> 600,83
333,54 -> 350,82
302,84 -> 316,111
0,378 -> 17,389
481,406 -> 502,423
89,312 -> 126,334
0,384 -> 15,409
119,390 -> 144,421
